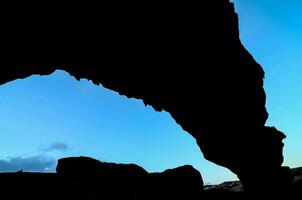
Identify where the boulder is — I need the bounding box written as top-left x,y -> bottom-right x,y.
147,165 -> 204,198
56,157 -> 204,199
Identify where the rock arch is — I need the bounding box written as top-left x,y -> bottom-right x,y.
0,0 -> 292,191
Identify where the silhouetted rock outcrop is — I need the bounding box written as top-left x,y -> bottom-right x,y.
146,165 -> 203,198
57,157 -> 148,199
0,0 -> 293,191
55,157 -> 203,199
57,156 -> 147,177
0,156 -> 301,199
205,167 -> 302,193
0,157 -> 204,199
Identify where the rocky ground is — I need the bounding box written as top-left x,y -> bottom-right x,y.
205,167 -> 302,192
0,157 -> 204,199
0,157 -> 301,199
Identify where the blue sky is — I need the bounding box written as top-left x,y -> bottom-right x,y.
0,0 -> 301,184
0,71 -> 235,184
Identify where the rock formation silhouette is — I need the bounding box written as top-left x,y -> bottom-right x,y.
0,0 -> 293,191
1,158 -> 301,199
0,157 -> 204,199
57,157 -> 203,199
206,167 -> 302,192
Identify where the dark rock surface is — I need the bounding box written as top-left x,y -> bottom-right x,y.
0,157 -> 301,199
56,157 -> 204,199
205,181 -> 244,192
0,157 -> 204,199
205,167 -> 302,193
145,165 -> 203,199
292,167 -> 302,192
57,156 -> 148,177
56,157 -> 149,199
0,0 -> 293,191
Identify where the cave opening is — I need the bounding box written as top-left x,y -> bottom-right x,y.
0,70 -> 237,184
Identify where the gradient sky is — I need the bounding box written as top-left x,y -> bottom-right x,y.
0,0 -> 301,184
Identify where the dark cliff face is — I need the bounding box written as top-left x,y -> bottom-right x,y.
0,0 -> 292,191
